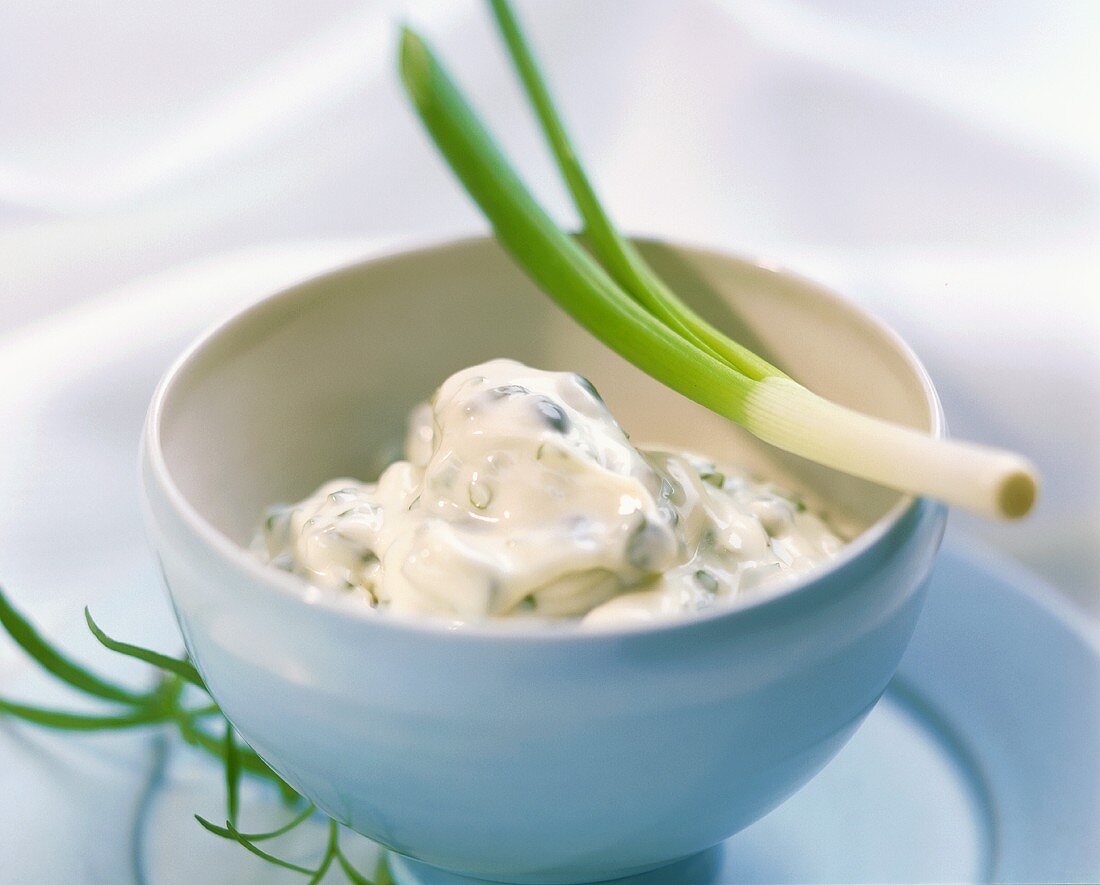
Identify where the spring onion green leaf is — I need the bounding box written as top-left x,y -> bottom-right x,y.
399,27 -> 756,424
0,585 -> 146,705
85,607 -> 205,690
194,814 -> 232,838
487,0 -> 782,382
338,849 -> 376,885
225,720 -> 241,825
371,852 -> 395,885
307,820 -> 340,884
222,822 -> 317,875
195,803 -> 317,842
176,713 -> 292,790
0,696 -> 175,730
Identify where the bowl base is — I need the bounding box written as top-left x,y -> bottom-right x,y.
388,848 -> 724,885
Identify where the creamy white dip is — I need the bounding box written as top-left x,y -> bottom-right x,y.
253,360 -> 843,626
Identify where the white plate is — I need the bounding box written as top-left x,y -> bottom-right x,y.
1,245 -> 1097,884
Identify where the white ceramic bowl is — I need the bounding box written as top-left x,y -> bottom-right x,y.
141,236 -> 947,883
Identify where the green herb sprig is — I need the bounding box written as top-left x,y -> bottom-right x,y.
0,585 -> 389,883
401,1 -> 1038,521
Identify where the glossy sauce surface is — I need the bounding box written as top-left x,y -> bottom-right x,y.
253,360 -> 843,626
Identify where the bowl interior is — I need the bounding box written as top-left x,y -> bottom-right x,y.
156,237 -> 936,548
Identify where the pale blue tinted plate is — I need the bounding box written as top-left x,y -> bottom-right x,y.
2,542 -> 1094,884
389,541 -> 1100,885
0,249 -> 1096,884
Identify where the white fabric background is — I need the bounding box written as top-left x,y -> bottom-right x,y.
1,0 -> 1097,615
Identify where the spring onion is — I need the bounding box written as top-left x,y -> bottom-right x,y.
487,0 -> 782,383
398,12 -> 1038,520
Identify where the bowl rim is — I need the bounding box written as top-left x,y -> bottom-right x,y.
142,232 -> 946,641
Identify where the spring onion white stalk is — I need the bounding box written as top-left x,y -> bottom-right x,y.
744,378 -> 1036,518
398,25 -> 1038,520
